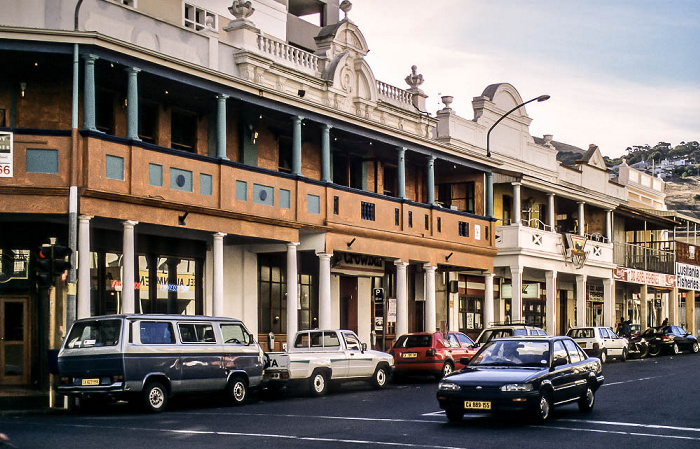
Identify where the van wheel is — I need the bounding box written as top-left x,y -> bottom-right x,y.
309,370 -> 329,397
227,376 -> 248,405
372,365 -> 389,389
143,381 -> 167,413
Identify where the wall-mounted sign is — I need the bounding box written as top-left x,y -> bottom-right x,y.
613,267 -> 675,288
387,298 -> 396,323
676,262 -> 700,290
0,132 -> 12,177
332,252 -> 385,276
501,283 -> 540,299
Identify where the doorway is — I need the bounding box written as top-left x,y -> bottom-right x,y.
558,290 -> 569,335
339,276 -> 358,333
0,296 -> 29,385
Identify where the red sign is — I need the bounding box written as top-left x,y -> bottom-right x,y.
613,267 -> 675,288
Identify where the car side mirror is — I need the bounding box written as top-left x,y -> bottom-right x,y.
459,357 -> 471,365
361,342 -> 367,352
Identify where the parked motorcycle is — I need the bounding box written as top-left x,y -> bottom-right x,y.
627,335 -> 649,359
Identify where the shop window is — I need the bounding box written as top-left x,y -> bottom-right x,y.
153,257 -> 197,315
171,109 -> 197,152
138,102 -> 158,144
258,257 -> 286,335
90,252 -> 122,317
459,296 -> 483,333
299,274 -> 317,330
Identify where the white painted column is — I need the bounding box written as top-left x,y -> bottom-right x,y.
77,215 -> 92,319
545,270 -> 557,335
318,252 -> 332,329
395,260 -> 409,337
686,290 -> 696,335
547,193 -> 555,231
511,265 -> 523,323
576,274 -> 587,327
286,242 -> 299,339
640,286 -> 649,328
605,210 -> 613,242
512,182 -> 521,225
671,287 -> 679,326
122,220 -> 137,314
424,264 -> 437,332
213,232 -> 226,317
484,272 -> 495,328
603,278 -> 613,328
578,202 -> 586,237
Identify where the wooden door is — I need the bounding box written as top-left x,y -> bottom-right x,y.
339,276 -> 358,333
0,296 -> 29,385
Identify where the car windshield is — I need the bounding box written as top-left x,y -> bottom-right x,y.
395,334 -> 432,348
470,340 -> 550,367
65,319 -> 122,349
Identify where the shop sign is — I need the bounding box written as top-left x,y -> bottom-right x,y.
588,284 -> 604,302
613,267 -> 675,288
501,283 -> 540,299
332,252 -> 384,276
676,262 -> 700,290
0,132 -> 12,177
387,298 -> 396,323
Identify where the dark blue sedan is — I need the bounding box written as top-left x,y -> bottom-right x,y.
436,336 -> 604,423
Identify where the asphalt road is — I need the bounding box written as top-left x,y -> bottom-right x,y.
2,352 -> 699,449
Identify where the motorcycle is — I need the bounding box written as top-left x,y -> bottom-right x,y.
626,335 -> 648,359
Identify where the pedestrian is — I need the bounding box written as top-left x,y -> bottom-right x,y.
662,317 -> 669,327
621,315 -> 632,337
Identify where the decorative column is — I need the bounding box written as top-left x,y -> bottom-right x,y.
512,182 -> 521,225
291,116 -> 302,176
427,156 -> 435,205
686,290 -> 696,335
77,216 -> 92,319
605,209 -> 613,242
484,273 -> 495,328
286,242 -> 300,339
321,124 -> 332,183
510,265 -> 523,323
545,270 -> 557,334
398,147 -> 406,200
318,252 -> 332,329
216,94 -> 229,159
547,193 -> 555,231
395,260 -> 409,337
213,232 -> 226,317
122,220 -> 138,314
485,172 -> 494,219
603,278 -> 613,328
424,264 -> 437,332
640,286 -> 649,328
125,67 -> 141,140
83,54 -> 98,131
578,202 -> 586,236
576,274 -> 587,327
670,287 -> 679,325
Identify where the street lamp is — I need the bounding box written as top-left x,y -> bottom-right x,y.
486,94 -> 550,157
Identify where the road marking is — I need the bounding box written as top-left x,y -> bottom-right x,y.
561,419 -> 700,433
539,425 -> 700,441
600,375 -> 664,387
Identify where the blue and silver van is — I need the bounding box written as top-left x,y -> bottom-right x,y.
57,314 -> 265,412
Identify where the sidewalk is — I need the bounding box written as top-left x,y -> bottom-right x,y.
0,387 -> 52,415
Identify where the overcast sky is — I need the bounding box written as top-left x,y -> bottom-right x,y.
349,0 -> 700,158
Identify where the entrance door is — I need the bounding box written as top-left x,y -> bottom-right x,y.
339,276 -> 358,333
558,290 -> 569,335
0,296 -> 29,385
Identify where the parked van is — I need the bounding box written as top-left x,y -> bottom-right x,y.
57,314 -> 265,412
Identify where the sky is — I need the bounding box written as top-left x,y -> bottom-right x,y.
348,0 -> 700,158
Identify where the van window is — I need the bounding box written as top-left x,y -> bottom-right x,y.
178,323 -> 216,343
140,321 -> 175,344
66,319 -> 122,349
221,323 -> 249,344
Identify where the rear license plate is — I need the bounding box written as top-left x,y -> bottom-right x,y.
402,353 -> 418,359
82,378 -> 100,386
464,401 -> 491,410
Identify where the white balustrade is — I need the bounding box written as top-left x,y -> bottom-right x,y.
256,34 -> 319,73
376,80 -> 413,106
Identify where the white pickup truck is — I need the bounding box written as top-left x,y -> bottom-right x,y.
264,329 -> 394,396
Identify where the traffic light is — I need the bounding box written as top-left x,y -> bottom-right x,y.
51,244 -> 72,276
35,241 -> 73,288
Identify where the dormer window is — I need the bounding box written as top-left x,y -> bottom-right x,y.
183,3 -> 217,31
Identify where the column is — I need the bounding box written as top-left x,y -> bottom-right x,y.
640,286 -> 648,329
605,210 -> 613,242
426,156 -> 436,205
510,265 -> 523,323
485,172 -> 494,219
398,147 -> 406,200
291,116 -> 302,176
286,242 -> 300,339
125,67 -> 141,140
576,274 -> 587,327
545,270 -> 557,334
484,273 -> 495,328
603,278 -> 614,328
424,264 -> 437,332
216,94 -> 228,159
578,202 -> 586,236
213,232 -> 226,317
547,193 -> 555,231
686,290 -> 696,335
321,124 -> 332,183
77,216 -> 92,319
512,182 -> 521,225
671,287 -> 679,326
318,253 -> 332,328
395,260 -> 409,337
122,220 -> 138,314
83,54 -> 98,131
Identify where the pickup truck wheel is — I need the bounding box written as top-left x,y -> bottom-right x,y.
372,365 -> 389,389
309,370 -> 328,396
142,381 -> 168,413
227,376 -> 248,405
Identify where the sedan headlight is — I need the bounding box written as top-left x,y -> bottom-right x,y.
438,381 -> 461,391
500,383 -> 533,392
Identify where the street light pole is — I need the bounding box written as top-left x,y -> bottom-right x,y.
486,94 -> 550,157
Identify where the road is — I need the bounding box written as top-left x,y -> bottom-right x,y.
1,352 -> 699,449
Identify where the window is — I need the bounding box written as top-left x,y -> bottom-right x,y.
106,155 -> 124,180
383,165 -> 397,197
394,208 -> 400,226
361,202 -> 375,221
343,333 -> 361,350
178,323 -> 215,343
278,136 -> 292,173
307,194 -> 320,214
236,180 -> 247,201
26,149 -> 58,174
138,102 -> 158,144
259,256 -> 287,334
333,196 -> 339,215
65,319 -> 122,349
96,89 -> 115,135
437,217 -> 442,233
563,339 -> 583,363
200,173 -> 212,196
425,214 -> 429,230
140,321 -> 175,344
408,211 -> 413,228
280,189 -> 291,209
458,222 -> 469,237
553,340 -> 568,364
323,332 -> 340,347
171,109 -> 197,152
149,163 -> 163,187
183,3 -> 217,31
459,296 -> 483,332
221,323 -> 249,344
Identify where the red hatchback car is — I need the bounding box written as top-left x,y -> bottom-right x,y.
390,332 -> 477,379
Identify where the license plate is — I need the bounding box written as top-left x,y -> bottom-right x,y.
82,378 -> 100,386
402,353 -> 418,359
464,401 -> 491,410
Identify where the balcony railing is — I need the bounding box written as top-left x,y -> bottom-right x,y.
613,241 -> 675,274
376,81 -> 413,108
257,35 -> 319,74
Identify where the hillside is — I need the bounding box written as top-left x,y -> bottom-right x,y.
664,177 -> 700,219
